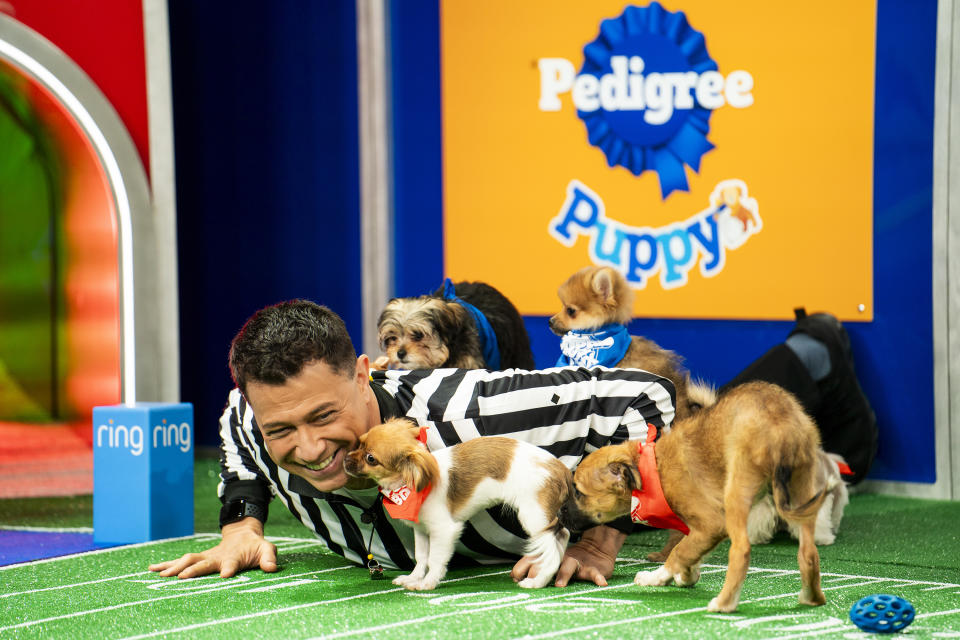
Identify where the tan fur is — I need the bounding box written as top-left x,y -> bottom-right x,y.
537,457 -> 575,528
550,266 -> 703,421
345,419 -> 440,492
448,438 -> 515,514
568,381 -> 830,613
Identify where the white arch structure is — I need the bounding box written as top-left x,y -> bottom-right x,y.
0,9 -> 179,405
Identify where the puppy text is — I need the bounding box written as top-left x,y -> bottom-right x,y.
548,179 -> 761,289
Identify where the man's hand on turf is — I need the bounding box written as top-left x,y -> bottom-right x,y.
554,524 -> 625,587
147,518 -> 278,579
510,524 -> 625,588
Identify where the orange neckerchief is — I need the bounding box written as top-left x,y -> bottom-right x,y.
380,426 -> 433,522
630,424 -> 690,534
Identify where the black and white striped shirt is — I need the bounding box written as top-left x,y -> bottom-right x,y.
218,366 -> 676,570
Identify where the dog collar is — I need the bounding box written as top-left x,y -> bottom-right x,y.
380,484 -> 433,522
380,426 -> 433,522
630,424 -> 690,534
441,278 -> 502,369
556,323 -> 631,368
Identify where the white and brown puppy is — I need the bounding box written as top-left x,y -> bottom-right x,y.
748,452 -> 850,546
377,280 -> 535,371
344,418 -> 572,591
561,381 -> 832,613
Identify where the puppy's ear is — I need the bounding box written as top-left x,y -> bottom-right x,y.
591,268 -> 617,303
421,299 -> 465,346
400,447 -> 439,492
606,461 -> 641,492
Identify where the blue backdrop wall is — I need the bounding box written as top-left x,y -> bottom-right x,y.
169,0 -> 937,485
389,0 -> 937,484
170,0 -> 362,446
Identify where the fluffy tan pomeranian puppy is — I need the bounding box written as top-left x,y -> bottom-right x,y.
550,265 -> 709,421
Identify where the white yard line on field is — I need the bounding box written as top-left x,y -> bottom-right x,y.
758,607 -> 960,640
0,565 -> 354,633
0,525 -> 93,533
511,569 -> 958,640
0,534 -> 202,571
312,560 -> 653,640
0,571 -> 152,598
115,569 -> 514,640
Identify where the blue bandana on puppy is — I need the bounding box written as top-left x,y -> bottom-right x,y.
441,278 -> 501,369
556,323 -> 631,368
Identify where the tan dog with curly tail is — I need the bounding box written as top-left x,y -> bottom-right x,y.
560,381 -> 830,613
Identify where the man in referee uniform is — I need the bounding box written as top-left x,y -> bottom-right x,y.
149,299 -> 875,587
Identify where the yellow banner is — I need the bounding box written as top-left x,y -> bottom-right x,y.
441,1 -> 875,320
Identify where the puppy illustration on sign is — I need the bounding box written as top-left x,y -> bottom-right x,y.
711,179 -> 761,249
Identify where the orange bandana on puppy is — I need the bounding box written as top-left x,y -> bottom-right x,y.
630,424 -> 690,534
380,427 -> 433,522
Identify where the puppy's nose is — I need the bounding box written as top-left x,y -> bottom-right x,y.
397,349 -> 406,360
548,318 -> 564,336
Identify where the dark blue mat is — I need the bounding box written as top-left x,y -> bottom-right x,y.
0,529 -> 120,566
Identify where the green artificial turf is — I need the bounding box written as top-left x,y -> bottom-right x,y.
2,453 -> 960,639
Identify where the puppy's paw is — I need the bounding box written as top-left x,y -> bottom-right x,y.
799,587 -> 827,607
518,576 -> 550,589
673,564 -> 701,587
393,575 -> 416,587
393,574 -> 420,587
371,356 -> 391,371
410,577 -> 440,591
813,531 -> 836,546
707,596 -> 737,613
634,566 -> 673,587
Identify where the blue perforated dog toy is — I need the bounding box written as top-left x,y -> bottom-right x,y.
849,594 -> 916,633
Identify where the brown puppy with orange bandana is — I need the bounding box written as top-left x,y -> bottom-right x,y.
560,381 -> 831,613
345,418 -> 573,591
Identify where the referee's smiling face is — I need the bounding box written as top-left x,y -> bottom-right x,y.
245,357 -> 381,492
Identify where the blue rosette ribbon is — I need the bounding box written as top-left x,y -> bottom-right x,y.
577,2 -> 718,199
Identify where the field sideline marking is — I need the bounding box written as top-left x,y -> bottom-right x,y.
312,561 -> 960,640
0,571 -> 152,599
6,552 -> 958,637
513,580 -> 884,640
0,534 -> 202,571
757,607 -> 960,640
0,532 -> 326,573
511,570 -> 950,640
312,573 -> 651,639
1,525 -> 93,533
115,569 -> 513,640
0,565 -> 354,633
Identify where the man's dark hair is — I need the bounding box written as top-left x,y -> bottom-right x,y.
229,300 -> 357,396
